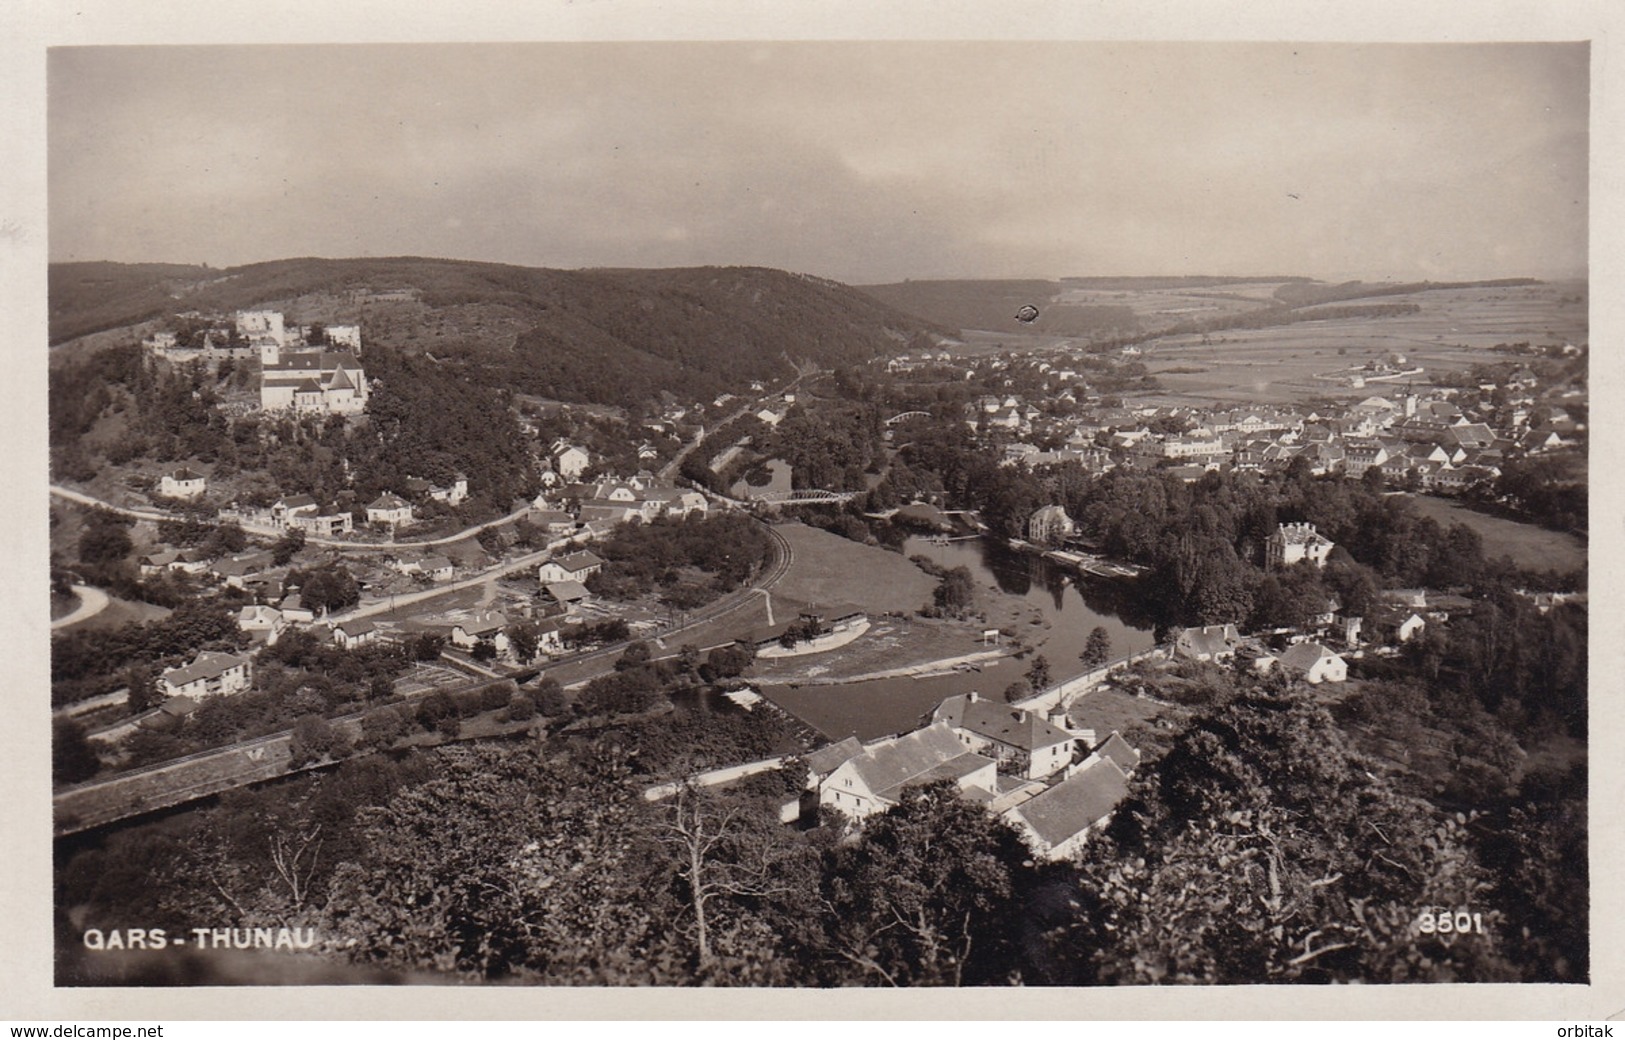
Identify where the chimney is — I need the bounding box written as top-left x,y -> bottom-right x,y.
967,690 -> 979,703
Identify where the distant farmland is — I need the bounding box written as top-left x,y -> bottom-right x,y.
1137,281 -> 1585,406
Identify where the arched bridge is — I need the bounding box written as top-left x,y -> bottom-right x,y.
885,410 -> 932,427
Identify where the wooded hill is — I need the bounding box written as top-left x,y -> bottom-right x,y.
49,258 -> 948,409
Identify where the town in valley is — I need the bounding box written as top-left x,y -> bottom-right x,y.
48,268 -> 1587,987
41,40 -> 1589,992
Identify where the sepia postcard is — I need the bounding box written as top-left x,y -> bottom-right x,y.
4,0 -> 1622,1023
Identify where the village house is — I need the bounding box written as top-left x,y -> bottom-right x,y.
451,612 -> 510,655
291,511 -> 354,538
1173,623 -> 1243,663
332,618 -> 380,650
1003,755 -> 1132,862
1266,522 -> 1335,570
816,723 -> 1000,822
553,443 -> 592,481
211,551 -> 275,590
419,555 -> 455,582
1026,504 -> 1074,548
236,604 -> 286,646
160,650 -> 254,701
279,593 -> 316,624
137,549 -> 183,578
271,495 -> 320,528
930,693 -> 1076,781
366,493 -> 415,528
429,475 -> 470,507
530,508 -> 577,537
1270,641 -> 1348,684
158,467 -> 208,500
537,550 -> 604,584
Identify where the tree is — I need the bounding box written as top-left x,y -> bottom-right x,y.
616,640 -> 652,671
819,782 -> 1038,986
1069,685 -> 1516,984
270,527 -> 306,566
471,638 -> 498,663
123,663 -> 159,714
1081,626 -> 1112,669
289,714 -> 349,768
411,632 -> 446,662
507,623 -> 540,665
932,565 -> 976,617
53,718 -> 100,786
291,564 -> 359,614
1025,654 -> 1052,690
362,706 -> 409,750
649,784 -> 804,969
1002,679 -> 1032,703
505,694 -> 538,721
79,520 -> 132,568
533,677 -> 570,717
200,521 -> 248,558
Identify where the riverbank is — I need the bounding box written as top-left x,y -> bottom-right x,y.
777,645 -> 1012,686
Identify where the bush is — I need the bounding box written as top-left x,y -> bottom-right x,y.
362,706 -> 409,750
505,694 -> 538,722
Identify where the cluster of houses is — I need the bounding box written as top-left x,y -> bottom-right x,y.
978,378 -> 1581,490
801,692 -> 1142,861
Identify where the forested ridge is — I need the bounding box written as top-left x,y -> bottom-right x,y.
50,258 -> 946,408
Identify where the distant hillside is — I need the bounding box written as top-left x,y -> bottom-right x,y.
858,279 -> 1141,339
49,262 -> 219,344
49,257 -> 947,408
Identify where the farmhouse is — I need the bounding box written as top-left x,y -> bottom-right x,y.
236,604 -> 286,646
452,612 -> 510,655
1173,624 -> 1242,663
553,443 -> 592,481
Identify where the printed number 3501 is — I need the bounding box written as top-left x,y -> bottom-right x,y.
1416,909 -> 1485,935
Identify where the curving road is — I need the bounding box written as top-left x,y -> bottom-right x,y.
49,485 -> 534,553
51,583 -> 110,630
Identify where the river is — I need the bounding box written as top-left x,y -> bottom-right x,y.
757,535 -> 1157,741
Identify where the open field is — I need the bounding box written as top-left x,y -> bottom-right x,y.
1056,280 -> 1297,323
770,522 -> 937,615
1403,494 -> 1586,573
750,613 -> 1008,686
1134,281 -> 1585,406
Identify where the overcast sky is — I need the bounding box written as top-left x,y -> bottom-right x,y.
48,42 -> 1587,284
